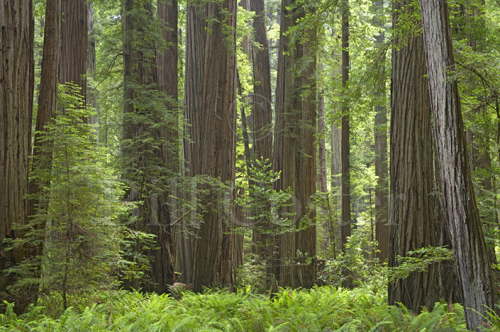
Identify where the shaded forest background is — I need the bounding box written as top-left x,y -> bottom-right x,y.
0,0 -> 499,330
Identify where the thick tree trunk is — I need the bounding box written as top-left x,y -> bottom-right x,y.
419,0 -> 495,328
340,0 -> 351,252
372,0 -> 389,262
60,0 -> 87,94
0,0 -> 34,300
184,0 -> 237,291
389,0 -> 455,309
273,0 -> 317,288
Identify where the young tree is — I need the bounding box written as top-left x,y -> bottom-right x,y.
389,0 -> 454,310
184,0 -> 238,291
419,0 -> 495,328
122,0 -> 176,292
273,0 -> 317,288
0,0 -> 34,299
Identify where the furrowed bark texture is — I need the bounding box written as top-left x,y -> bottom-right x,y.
273,0 -> 317,288
60,0 -> 87,94
184,0 -> 237,291
419,0 -> 495,328
0,0 -> 34,297
389,0 -> 455,309
29,0 -> 61,217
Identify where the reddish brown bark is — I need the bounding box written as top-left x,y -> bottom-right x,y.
184,0 -> 238,291
0,0 -> 34,299
389,0 -> 455,309
420,0 -> 495,328
60,0 -> 87,95
273,0 -> 317,288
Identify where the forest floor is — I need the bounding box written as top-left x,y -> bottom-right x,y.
1,286 -> 497,331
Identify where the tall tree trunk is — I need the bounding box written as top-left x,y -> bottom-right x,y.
331,105 -> 342,259
0,0 -> 34,301
372,0 -> 389,262
247,0 -> 274,286
184,0 -> 237,291
318,94 -> 334,255
153,0 -> 179,291
60,0 -> 87,95
389,0 -> 455,310
273,0 -> 317,288
419,0 -> 495,328
340,0 -> 351,252
461,0 -> 498,271
87,2 -> 97,124
122,0 -> 175,293
29,0 -> 61,217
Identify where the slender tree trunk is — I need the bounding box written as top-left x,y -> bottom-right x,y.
0,0 -> 34,301
372,0 -> 389,261
155,0 -> 179,290
461,0 -> 498,270
87,3 -> 97,124
340,0 -> 351,252
318,94 -> 334,255
184,0 -> 237,291
331,110 -> 342,259
389,0 -> 455,310
29,0 -> 60,217
419,0 -> 495,328
247,0 -> 275,286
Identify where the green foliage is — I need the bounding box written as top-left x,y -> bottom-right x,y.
319,226 -> 384,289
236,159 -> 294,235
7,84 -> 130,311
389,247 -> 454,283
2,287 -> 498,331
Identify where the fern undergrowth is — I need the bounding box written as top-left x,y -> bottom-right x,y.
1,286 -> 498,331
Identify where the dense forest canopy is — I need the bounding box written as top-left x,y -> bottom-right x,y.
0,0 -> 499,330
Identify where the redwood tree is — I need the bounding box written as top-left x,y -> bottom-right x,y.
122,0 -> 175,292
340,0 -> 351,252
184,0 -> 238,291
246,0 -> 275,285
0,0 -> 34,299
389,0 -> 455,310
60,0 -> 88,93
273,0 -> 317,288
420,0 -> 495,328
29,0 -> 61,216
372,0 -> 389,262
